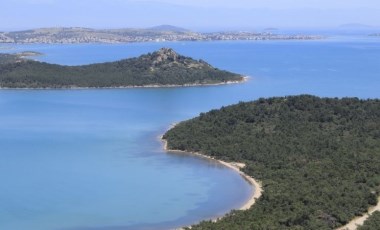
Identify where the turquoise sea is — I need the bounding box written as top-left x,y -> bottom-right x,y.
0,36 -> 380,230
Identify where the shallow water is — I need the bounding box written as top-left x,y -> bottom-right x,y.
0,37 -> 379,230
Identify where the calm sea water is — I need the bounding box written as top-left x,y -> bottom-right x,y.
0,37 -> 380,230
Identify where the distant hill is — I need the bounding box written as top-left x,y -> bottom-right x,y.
148,25 -> 190,33
338,23 -> 378,29
263,28 -> 279,31
0,48 -> 244,88
336,24 -> 380,35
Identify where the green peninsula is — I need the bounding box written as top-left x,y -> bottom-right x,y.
163,95 -> 380,229
0,48 -> 243,88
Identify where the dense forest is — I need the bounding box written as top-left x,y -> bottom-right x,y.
0,48 -> 242,88
358,211 -> 380,230
163,95 -> 380,229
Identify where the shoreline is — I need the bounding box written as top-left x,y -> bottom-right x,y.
0,37 -> 324,45
336,197 -> 380,230
160,124 -> 378,230
160,123 -> 262,225
0,76 -> 249,90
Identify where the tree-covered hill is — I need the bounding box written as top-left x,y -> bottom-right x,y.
0,48 -> 243,88
163,95 -> 380,229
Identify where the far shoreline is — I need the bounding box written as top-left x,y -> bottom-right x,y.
0,76 -> 249,90
160,122 -> 263,227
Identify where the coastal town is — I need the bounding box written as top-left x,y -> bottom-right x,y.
0,27 -> 323,44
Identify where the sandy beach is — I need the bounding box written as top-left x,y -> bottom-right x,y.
216,160 -> 263,211
160,122 -> 262,214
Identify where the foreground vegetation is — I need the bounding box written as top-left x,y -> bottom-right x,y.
358,211 -> 380,230
0,48 -> 242,88
163,95 -> 380,229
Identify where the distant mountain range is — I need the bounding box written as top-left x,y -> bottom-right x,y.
336,24 -> 380,36
0,25 -> 322,44
148,25 -> 190,33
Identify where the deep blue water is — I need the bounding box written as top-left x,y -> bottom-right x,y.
0,37 -> 379,230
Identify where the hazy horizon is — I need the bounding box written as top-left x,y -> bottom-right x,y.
1,24 -> 380,33
1,0 -> 380,31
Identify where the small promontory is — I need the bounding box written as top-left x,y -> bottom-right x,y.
0,48 -> 244,88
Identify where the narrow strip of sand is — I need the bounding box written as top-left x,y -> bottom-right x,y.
216,160 -> 263,210
160,124 -> 262,213
336,198 -> 380,230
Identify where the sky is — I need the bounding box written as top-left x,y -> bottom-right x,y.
1,0 -> 380,31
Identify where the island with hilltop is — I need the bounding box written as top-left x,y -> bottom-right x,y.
163,95 -> 380,229
0,48 -> 244,89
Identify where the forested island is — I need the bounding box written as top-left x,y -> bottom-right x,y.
0,48 -> 243,88
163,95 -> 380,229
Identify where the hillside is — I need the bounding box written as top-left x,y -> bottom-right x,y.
0,48 -> 243,88
163,95 -> 380,229
148,25 -> 190,32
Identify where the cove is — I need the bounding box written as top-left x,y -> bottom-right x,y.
1,37 -> 380,229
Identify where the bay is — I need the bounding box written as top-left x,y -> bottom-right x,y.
0,37 -> 379,230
